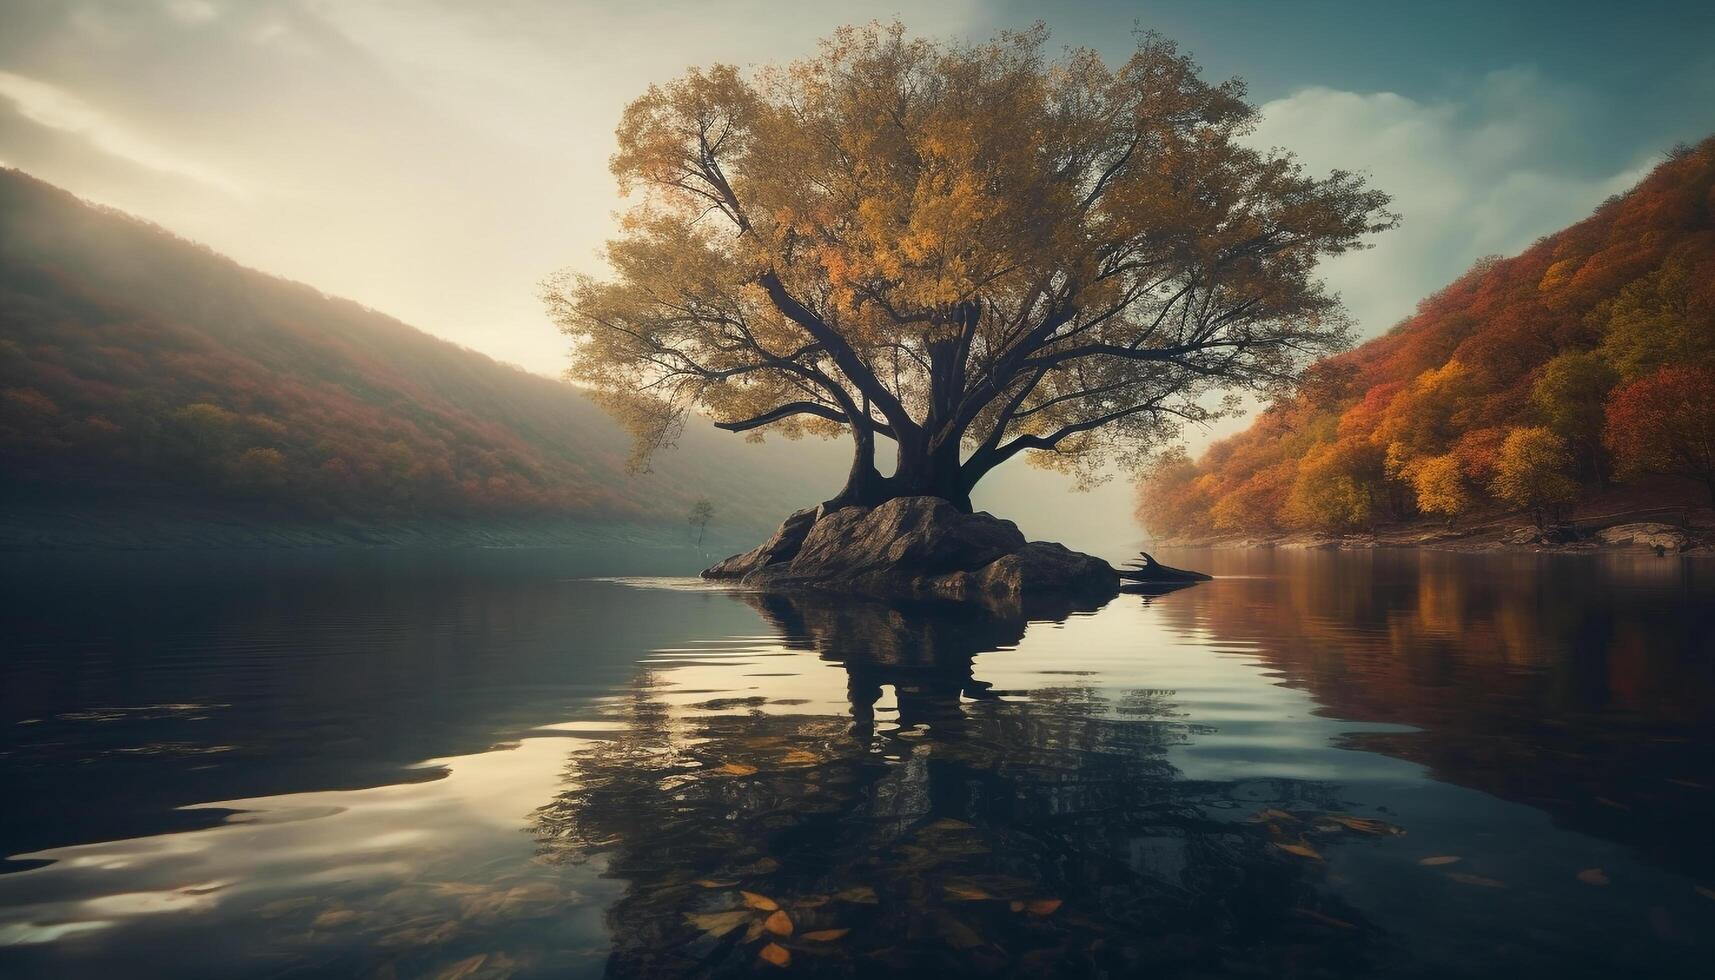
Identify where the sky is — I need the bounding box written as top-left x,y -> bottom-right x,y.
3,0 -> 1713,544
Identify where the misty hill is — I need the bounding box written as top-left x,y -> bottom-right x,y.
1138,137 -> 1715,541
0,169 -> 845,550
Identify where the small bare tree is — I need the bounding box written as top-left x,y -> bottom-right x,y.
688,498 -> 715,545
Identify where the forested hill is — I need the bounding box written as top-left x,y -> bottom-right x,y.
1137,136 -> 1715,541
0,169 -> 841,547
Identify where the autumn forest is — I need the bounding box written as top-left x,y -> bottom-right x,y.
1137,136 -> 1715,540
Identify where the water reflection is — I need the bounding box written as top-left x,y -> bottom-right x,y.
1,550 -> 1712,978
1147,548 -> 1715,884
532,592 -> 1376,977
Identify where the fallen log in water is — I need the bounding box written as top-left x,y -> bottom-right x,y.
1117,552 -> 1212,584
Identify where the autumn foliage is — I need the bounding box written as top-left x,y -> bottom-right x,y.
0,170 -> 831,531
549,23 -> 1393,511
1136,137 -> 1715,537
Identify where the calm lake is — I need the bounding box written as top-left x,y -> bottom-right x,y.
2,547 -> 1713,978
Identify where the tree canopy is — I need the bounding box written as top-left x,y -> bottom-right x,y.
546,22 -> 1394,510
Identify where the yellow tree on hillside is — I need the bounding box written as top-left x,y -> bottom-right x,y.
1490,427 -> 1579,527
546,23 -> 1395,511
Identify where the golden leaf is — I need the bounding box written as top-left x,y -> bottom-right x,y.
836,886 -> 879,904
1273,842 -> 1323,861
1252,808 -> 1297,823
718,763 -> 758,776
741,891 -> 780,911
759,943 -> 791,968
802,928 -> 850,942
942,884 -> 994,901
780,750 -> 818,765
694,879 -> 738,889
764,910 -> 793,936
1576,868 -> 1610,886
684,910 -> 751,937
1417,856 -> 1461,866
924,818 -> 974,831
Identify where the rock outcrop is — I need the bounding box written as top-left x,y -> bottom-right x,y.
1594,522 -> 1691,551
703,496 -> 1118,611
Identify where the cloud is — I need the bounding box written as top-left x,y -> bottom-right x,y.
0,69 -> 248,197
165,1 -> 220,26
1248,69 -> 1659,339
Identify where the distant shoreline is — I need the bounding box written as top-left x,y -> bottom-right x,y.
1152,517 -> 1713,557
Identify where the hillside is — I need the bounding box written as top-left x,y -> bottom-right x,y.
0,169 -> 843,549
1137,136 -> 1715,543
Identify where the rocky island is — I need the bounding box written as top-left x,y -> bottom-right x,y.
703,496 -> 1118,612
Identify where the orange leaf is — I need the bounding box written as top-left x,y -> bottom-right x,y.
741,891 -> 779,911
1273,842 -> 1323,861
718,763 -> 758,776
1576,868 -> 1610,886
802,928 -> 850,942
943,884 -> 994,901
759,943 -> 790,968
1024,899 -> 1062,916
1417,856 -> 1461,866
764,910 -> 793,936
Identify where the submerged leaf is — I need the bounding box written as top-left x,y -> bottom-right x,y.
718,763 -> 758,776
1576,868 -> 1610,886
943,884 -> 994,901
1327,814 -> 1405,836
1253,808 -> 1298,823
1417,856 -> 1461,866
759,943 -> 791,968
764,909 -> 794,936
802,928 -> 850,942
684,910 -> 751,937
741,891 -> 780,911
694,879 -> 738,889
1023,899 -> 1062,916
924,818 -> 974,831
1273,841 -> 1323,861
837,886 -> 879,904
780,750 -> 819,765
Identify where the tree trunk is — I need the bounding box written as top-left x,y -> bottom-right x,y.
822,420 -> 888,511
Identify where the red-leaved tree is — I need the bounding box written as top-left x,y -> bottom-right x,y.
1603,366 -> 1715,505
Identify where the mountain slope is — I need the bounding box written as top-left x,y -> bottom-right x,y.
1137,136 -> 1715,541
0,169 -> 843,547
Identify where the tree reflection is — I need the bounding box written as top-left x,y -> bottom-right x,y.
532,593 -> 1374,978
1148,549 -> 1715,884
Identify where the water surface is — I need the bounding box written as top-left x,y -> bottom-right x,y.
2,548 -> 1712,978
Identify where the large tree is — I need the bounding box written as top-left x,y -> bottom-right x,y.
546,23 -> 1395,512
